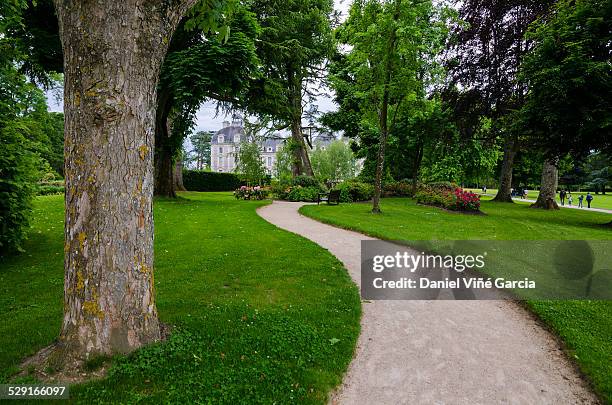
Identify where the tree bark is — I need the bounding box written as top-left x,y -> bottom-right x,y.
531,158 -> 560,210
492,137 -> 518,203
53,0 -> 195,364
173,159 -> 186,191
290,116 -> 314,177
154,84 -> 177,197
287,67 -> 313,177
155,145 -> 176,198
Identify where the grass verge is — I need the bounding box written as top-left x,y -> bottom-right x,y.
0,192 -> 361,404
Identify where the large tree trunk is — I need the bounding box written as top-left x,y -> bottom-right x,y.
290,117 -> 314,177
155,145 -> 176,198
173,159 -> 186,191
287,68 -> 313,177
154,84 -> 177,198
492,137 -> 518,202
53,0 -> 195,365
531,158 -> 560,210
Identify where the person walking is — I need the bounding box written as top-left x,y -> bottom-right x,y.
578,194 -> 584,208
586,192 -> 593,208
560,189 -> 566,206
567,193 -> 573,206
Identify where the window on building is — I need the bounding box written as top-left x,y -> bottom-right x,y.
218,135 -> 224,143
219,147 -> 223,153
267,147 -> 273,152
267,156 -> 272,167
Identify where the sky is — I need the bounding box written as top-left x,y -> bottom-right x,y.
47,0 -> 354,132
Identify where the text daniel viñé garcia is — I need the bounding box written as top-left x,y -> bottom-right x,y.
371,252 -> 536,290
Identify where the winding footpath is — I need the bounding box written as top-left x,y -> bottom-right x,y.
257,201 -> 599,405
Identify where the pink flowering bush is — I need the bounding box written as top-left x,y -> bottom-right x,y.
453,188 -> 481,211
415,184 -> 480,212
234,185 -> 269,200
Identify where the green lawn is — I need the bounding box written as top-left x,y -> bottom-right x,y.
468,188 -> 612,210
301,198 -> 612,403
0,192 -> 361,404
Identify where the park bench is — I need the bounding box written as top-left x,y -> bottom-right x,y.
318,190 -> 341,205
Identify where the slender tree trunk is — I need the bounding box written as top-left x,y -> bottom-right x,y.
173,160 -> 186,191
53,0 -> 195,365
531,158 -> 560,210
372,109 -> 389,214
411,139 -> 424,193
492,137 -> 518,203
372,0 -> 400,214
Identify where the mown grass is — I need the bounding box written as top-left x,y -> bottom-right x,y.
0,192 -> 361,404
467,188 -> 612,210
301,198 -> 612,403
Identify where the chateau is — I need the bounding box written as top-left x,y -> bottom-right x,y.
210,117 -> 284,174
210,117 -> 336,174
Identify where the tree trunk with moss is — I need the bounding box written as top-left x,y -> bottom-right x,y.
288,68 -> 313,177
531,158 -> 559,210
53,0 -> 196,365
492,137 -> 518,203
173,159 -> 186,191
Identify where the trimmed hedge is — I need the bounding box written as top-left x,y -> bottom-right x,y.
183,170 -> 242,192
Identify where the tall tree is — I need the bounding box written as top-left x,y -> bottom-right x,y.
332,0 -> 449,213
249,0 -> 335,177
154,5 -> 260,197
310,140 -> 358,183
188,130 -> 213,170
448,0 -> 556,202
517,0 -> 611,210
51,0 -> 199,365
518,0 -> 612,159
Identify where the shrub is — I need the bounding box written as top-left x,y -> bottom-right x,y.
292,175 -> 322,189
286,186 -> 321,202
336,180 -> 375,203
36,180 -> 65,196
415,184 -> 480,212
272,176 -> 328,202
234,186 -> 269,200
183,170 -> 242,192
383,180 -> 414,197
0,124 -> 40,253
428,181 -> 459,192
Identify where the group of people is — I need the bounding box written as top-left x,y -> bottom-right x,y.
510,188 -> 529,199
559,190 -> 594,208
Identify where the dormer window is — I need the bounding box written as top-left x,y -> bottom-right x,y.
218,135 -> 224,143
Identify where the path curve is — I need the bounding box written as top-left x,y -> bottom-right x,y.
257,201 -> 599,405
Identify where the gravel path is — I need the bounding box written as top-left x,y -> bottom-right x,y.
257,201 -> 599,405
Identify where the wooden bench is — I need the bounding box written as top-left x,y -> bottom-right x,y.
318,190 -> 341,205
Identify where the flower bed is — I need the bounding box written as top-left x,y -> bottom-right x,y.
234,186 -> 269,200
415,184 -> 481,212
